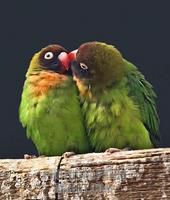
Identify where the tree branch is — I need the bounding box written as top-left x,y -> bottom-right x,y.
0,148 -> 170,199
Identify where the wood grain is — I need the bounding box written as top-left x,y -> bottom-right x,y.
0,148 -> 170,199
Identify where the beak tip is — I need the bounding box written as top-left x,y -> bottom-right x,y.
68,49 -> 78,62
58,49 -> 78,71
58,52 -> 70,70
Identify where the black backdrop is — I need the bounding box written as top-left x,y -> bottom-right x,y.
0,1 -> 169,158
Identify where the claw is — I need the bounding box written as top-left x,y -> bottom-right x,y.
62,151 -> 76,158
24,154 -> 37,159
105,147 -> 132,154
123,147 -> 132,151
105,148 -> 121,154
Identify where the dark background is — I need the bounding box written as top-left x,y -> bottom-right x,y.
0,1 -> 169,158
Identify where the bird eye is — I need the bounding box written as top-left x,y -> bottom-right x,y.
80,63 -> 88,70
44,52 -> 54,60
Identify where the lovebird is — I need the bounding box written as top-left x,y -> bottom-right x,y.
19,44 -> 91,156
70,41 -> 160,152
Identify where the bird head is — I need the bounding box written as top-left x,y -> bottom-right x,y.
27,44 -> 71,76
69,41 -> 124,89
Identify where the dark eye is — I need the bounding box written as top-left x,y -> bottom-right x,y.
44,52 -> 54,60
80,62 -> 88,70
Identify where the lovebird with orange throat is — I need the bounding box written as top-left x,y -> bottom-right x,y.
19,44 -> 91,156
70,41 -> 160,152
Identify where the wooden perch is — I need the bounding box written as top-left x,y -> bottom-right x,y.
0,148 -> 170,200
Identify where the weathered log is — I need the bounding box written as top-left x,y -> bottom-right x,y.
0,148 -> 170,199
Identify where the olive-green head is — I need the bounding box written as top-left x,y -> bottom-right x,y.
70,41 -> 124,89
26,44 -> 71,76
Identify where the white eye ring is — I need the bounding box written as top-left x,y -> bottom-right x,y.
80,62 -> 88,70
44,52 -> 54,60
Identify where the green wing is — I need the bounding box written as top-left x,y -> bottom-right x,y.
19,78 -> 91,155
125,60 -> 160,147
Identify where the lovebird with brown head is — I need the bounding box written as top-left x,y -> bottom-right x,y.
70,41 -> 160,152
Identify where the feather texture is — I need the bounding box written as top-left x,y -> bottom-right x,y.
125,59 -> 160,147
75,60 -> 160,151
19,71 -> 91,155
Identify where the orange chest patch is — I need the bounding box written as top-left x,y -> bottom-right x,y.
28,71 -> 67,97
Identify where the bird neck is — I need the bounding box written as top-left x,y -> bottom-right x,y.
26,71 -> 68,97
77,77 -> 127,103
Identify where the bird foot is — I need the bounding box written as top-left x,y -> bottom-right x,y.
123,147 -> 132,151
24,154 -> 37,159
105,148 -> 122,154
62,151 -> 76,158
38,155 -> 46,158
105,147 -> 132,154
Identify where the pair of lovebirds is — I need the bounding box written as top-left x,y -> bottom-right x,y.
19,41 -> 160,156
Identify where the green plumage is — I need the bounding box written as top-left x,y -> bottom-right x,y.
125,59 -> 160,147
71,42 -> 160,152
19,45 -> 91,156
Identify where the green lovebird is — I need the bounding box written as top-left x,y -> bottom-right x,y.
19,44 -> 91,156
70,41 -> 160,152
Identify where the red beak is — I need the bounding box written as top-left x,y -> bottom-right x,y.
58,52 -> 70,70
68,49 -> 78,62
